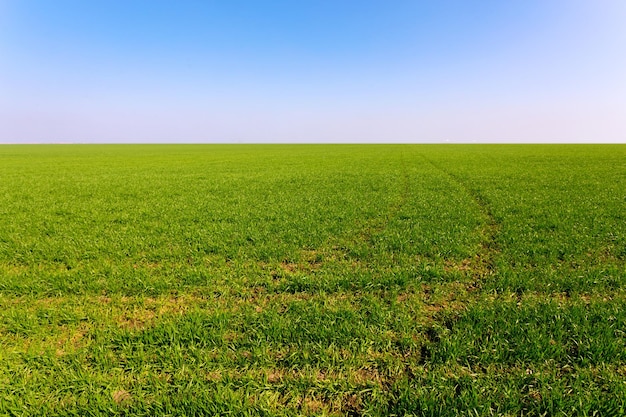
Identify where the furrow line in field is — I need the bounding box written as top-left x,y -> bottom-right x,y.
419,154 -> 500,281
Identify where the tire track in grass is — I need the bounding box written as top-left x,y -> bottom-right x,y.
380,152 -> 506,394
418,154 -> 501,286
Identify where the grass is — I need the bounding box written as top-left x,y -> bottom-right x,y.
0,144 -> 624,416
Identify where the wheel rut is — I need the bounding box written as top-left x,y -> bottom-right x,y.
419,154 -> 501,282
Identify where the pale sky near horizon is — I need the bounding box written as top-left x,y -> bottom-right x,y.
1,1 -> 625,143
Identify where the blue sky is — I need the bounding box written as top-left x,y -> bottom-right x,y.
1,1 -> 625,143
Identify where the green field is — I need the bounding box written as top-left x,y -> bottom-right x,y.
1,144 -> 625,416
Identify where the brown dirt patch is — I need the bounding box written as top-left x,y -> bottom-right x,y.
111,389 -> 132,404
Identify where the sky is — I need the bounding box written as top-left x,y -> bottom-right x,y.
1,0 -> 625,143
